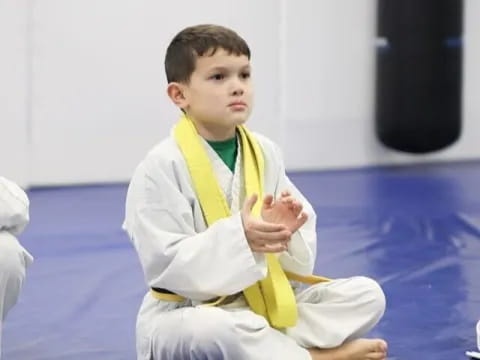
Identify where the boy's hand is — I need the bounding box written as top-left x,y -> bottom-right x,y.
261,190 -> 308,234
241,194 -> 291,253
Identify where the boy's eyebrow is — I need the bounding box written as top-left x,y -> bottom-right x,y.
207,64 -> 251,73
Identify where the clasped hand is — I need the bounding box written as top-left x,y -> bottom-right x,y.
241,190 -> 308,253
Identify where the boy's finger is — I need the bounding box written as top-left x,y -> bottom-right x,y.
242,194 -> 258,214
293,201 -> 303,214
281,190 -> 291,197
251,219 -> 288,233
296,212 -> 308,228
256,229 -> 291,243
261,243 -> 287,253
263,194 -> 274,208
281,196 -> 295,207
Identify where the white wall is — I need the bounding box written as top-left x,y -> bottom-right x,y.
2,1 -> 479,186
282,0 -> 378,169
29,0 -> 280,185
0,0 -> 29,187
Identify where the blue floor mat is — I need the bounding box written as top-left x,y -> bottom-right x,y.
4,160 -> 480,359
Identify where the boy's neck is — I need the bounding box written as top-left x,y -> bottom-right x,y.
190,118 -> 237,141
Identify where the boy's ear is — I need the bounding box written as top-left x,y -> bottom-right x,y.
167,82 -> 188,109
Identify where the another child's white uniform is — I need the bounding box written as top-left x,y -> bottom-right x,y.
0,177 -> 33,357
123,133 -> 386,360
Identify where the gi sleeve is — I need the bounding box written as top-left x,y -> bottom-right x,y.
0,177 -> 30,235
269,145 -> 317,276
123,161 -> 267,301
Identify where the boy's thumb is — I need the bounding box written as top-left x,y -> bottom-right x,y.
243,194 -> 258,214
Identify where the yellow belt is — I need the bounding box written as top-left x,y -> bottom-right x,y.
151,272 -> 331,303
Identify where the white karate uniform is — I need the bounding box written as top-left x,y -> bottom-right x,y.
0,177 -> 33,357
123,132 -> 386,360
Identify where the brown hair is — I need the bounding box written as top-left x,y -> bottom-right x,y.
165,24 -> 250,83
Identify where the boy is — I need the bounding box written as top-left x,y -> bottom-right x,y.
123,24 -> 387,360
0,177 -> 33,358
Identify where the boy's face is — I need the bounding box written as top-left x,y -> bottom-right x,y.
172,48 -> 253,140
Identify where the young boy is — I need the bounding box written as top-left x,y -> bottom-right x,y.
0,177 -> 33,358
123,24 -> 387,360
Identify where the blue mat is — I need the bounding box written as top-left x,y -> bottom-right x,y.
4,161 -> 480,359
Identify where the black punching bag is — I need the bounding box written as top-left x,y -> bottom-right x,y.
375,0 -> 463,153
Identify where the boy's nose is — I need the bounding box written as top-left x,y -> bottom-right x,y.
230,79 -> 245,96
232,87 -> 244,96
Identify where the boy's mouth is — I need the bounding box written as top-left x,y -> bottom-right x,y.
228,101 -> 247,109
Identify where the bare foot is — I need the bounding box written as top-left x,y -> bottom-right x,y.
308,338 -> 388,360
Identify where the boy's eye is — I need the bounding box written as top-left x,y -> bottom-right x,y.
241,72 -> 251,79
211,74 -> 225,81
